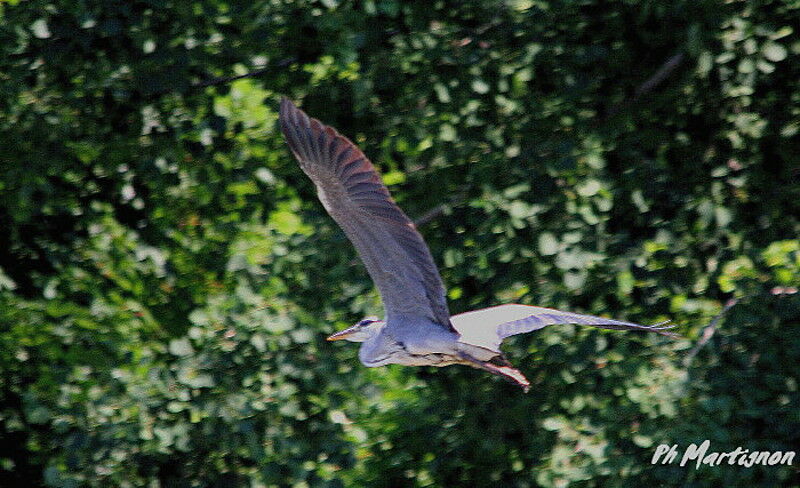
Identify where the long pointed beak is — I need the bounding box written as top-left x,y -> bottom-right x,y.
326,326 -> 358,341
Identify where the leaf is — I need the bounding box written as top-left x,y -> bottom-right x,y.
269,209 -> 309,235
0,268 -> 17,291
538,232 -> 559,256
471,79 -> 490,94
577,179 -> 602,197
762,42 -> 787,62
31,19 -> 51,39
433,83 -> 450,103
169,338 -> 194,356
439,124 -> 456,141
541,417 -> 566,431
382,170 -> 406,185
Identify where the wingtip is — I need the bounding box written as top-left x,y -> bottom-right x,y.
278,97 -> 294,119
278,97 -> 313,131
648,320 -> 681,338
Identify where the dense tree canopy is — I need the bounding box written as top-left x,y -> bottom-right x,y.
1,0 -> 798,486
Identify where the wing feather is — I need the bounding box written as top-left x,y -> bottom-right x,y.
451,304 -> 676,352
279,98 -> 453,331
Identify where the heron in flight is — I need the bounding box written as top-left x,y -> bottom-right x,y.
278,98 -> 674,391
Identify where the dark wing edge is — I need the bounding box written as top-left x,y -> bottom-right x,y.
278,97 -> 454,331
497,306 -> 679,339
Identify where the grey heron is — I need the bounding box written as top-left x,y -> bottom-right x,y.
278,98 -> 675,391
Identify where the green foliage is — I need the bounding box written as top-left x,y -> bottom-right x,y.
1,0 -> 798,486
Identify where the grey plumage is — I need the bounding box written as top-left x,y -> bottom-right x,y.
278,98 -> 675,391
279,98 -> 453,331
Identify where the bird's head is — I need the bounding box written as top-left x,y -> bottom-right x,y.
326,316 -> 385,343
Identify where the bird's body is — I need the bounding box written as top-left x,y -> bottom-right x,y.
362,315 -> 464,367
278,98 -> 675,391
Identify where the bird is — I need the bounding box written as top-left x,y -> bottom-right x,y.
278,98 -> 675,391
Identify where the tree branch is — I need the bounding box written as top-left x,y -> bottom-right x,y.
634,52 -> 685,99
193,67 -> 272,89
683,298 -> 738,367
191,57 -> 296,90
414,203 -> 449,227
413,188 -> 470,227
606,51 -> 685,118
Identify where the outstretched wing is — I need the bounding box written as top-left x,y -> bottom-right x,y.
450,304 -> 676,352
279,98 -> 454,331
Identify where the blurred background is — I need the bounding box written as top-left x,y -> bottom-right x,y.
1,0 -> 798,486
